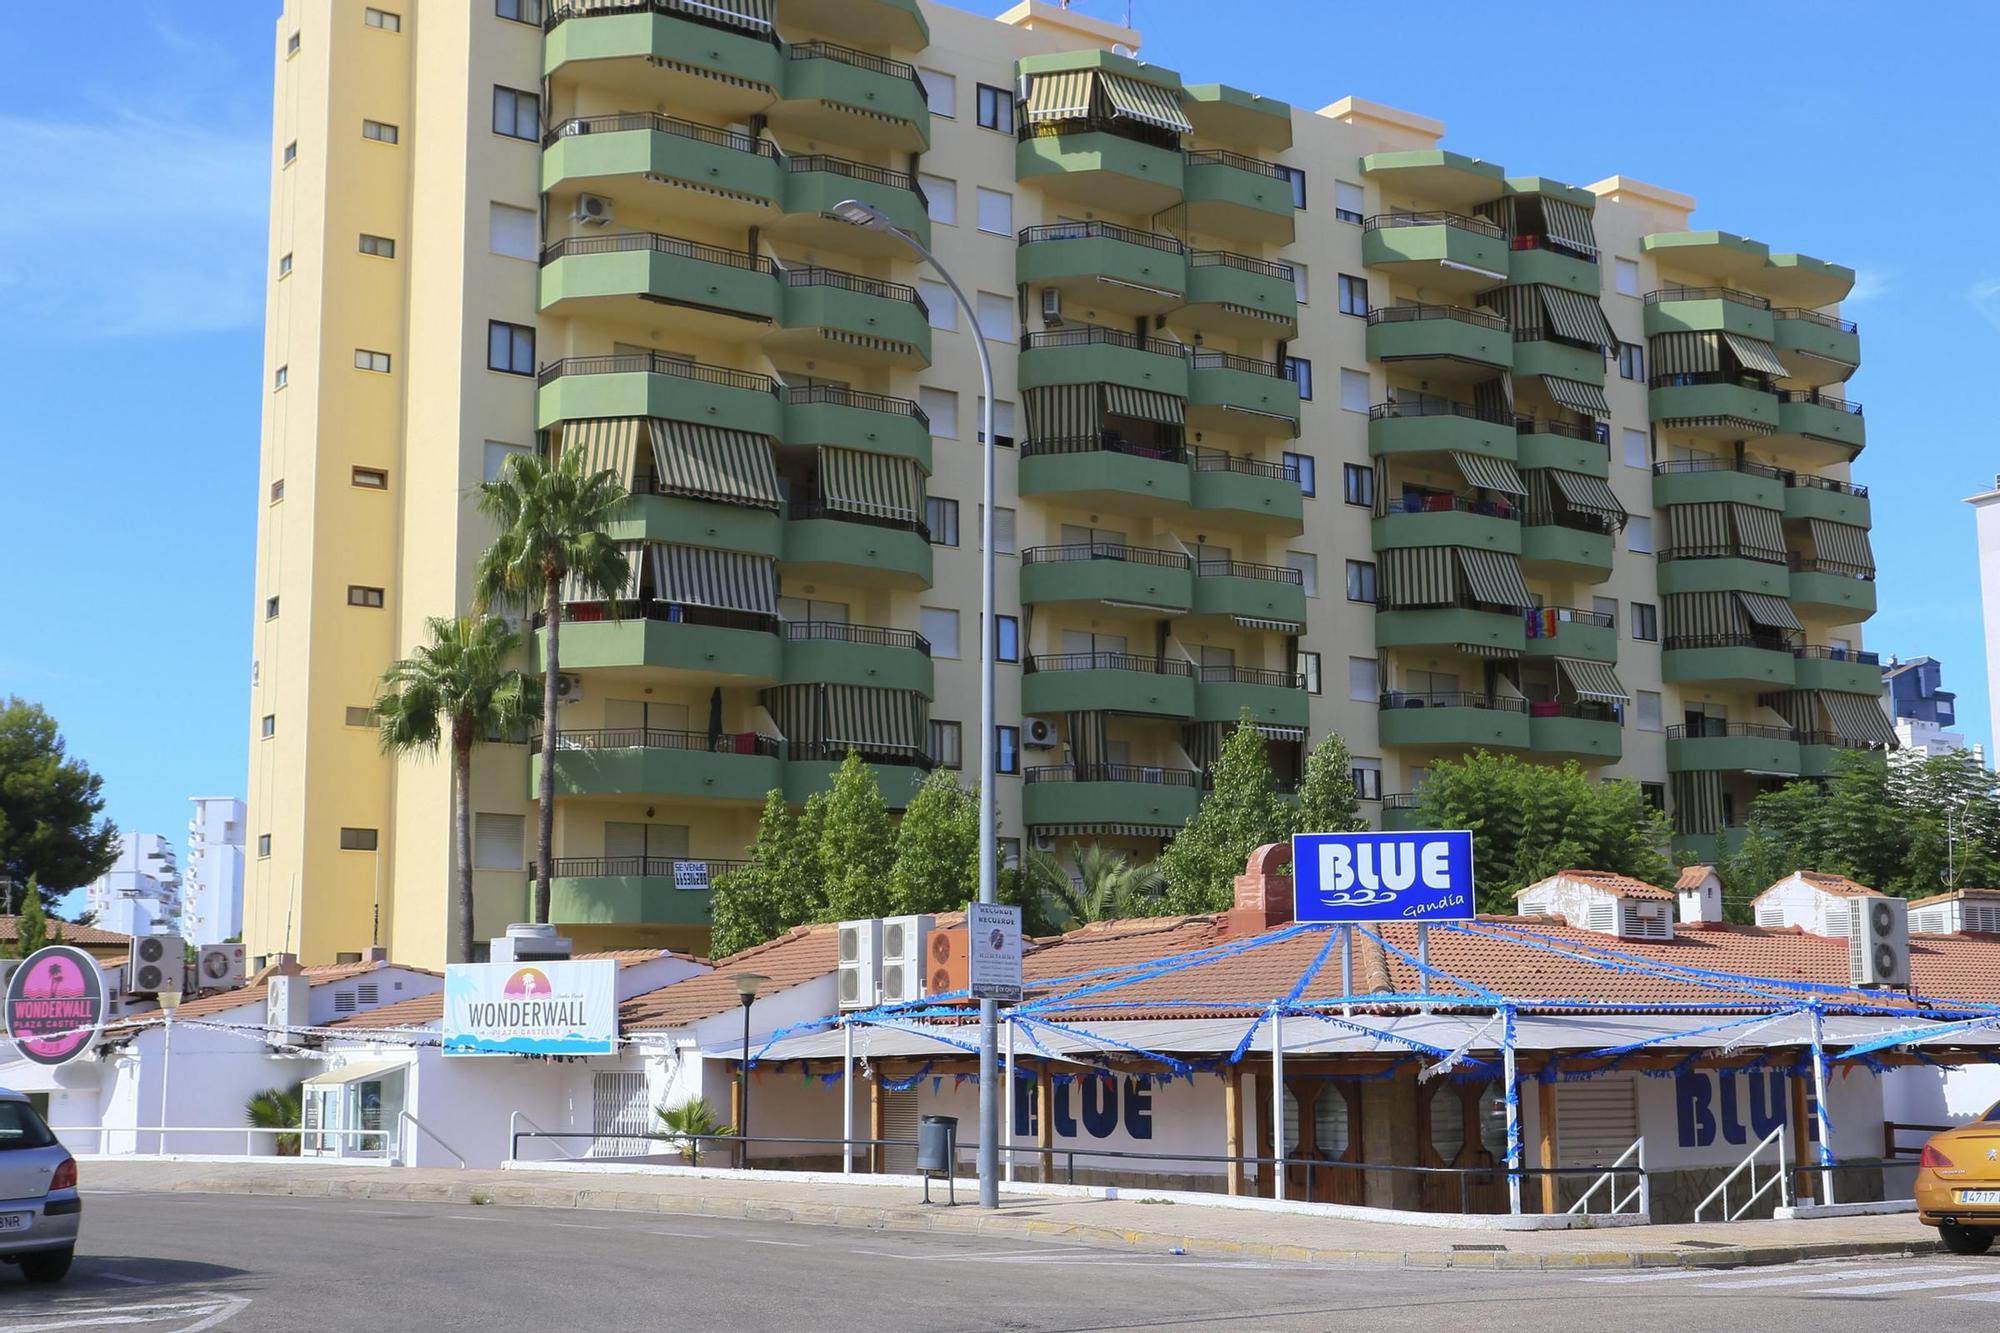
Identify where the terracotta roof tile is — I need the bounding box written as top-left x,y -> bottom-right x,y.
166,961 -> 437,1022
622,924 -> 839,1031
1909,889 -> 2000,908
327,992 -> 443,1030
576,948 -> 707,970
1676,865 -> 1717,891
1519,870 -> 1673,901
1794,871 -> 1882,898
0,917 -> 132,947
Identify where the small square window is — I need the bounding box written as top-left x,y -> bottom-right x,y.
1337,274 -> 1369,317
996,615 -> 1020,663
931,721 -> 964,770
339,827 -> 380,851
362,119 -> 399,144
261,714 -> 276,739
494,86 -> 540,141
490,203 -> 537,259
922,606 -> 960,658
1342,463 -> 1375,509
995,725 -> 1020,776
1348,657 -> 1379,702
1284,356 -> 1313,401
1296,651 -> 1323,696
1626,515 -> 1654,555
283,142 -> 297,165
1635,690 -> 1663,732
1283,452 -> 1316,497
345,706 -> 375,728
364,8 -> 401,31
1339,368 -> 1371,414
920,386 -> 958,439
359,233 -> 396,258
1345,560 -> 1377,604
976,84 -> 1016,133
1632,602 -> 1659,642
270,479 -> 285,503
355,348 -> 392,373
1615,256 -> 1641,297
1618,341 -> 1645,380
920,68 -> 956,118
921,175 -> 956,226
1350,760 -> 1384,802
496,0 -> 540,22
1287,551 -> 1318,597
287,32 -> 300,55
1622,427 -> 1650,470
926,496 -> 960,547
348,585 -> 386,608
487,320 -> 535,375
352,467 -> 388,490
265,596 -> 280,620
975,290 -> 1014,342
278,253 -> 293,277
920,280 -> 956,331
976,188 -> 1012,237
257,834 -> 272,859
1334,180 -> 1364,225
273,365 -> 288,390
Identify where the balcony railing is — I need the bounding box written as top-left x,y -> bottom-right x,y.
1794,645 -> 1881,666
539,231 -> 776,273
549,856 -> 752,881
1017,220 -> 1186,254
1018,113 -> 1182,154
1023,652 -> 1193,678
1516,416 -> 1610,446
782,264 -> 926,318
1789,554 -> 1875,581
1799,731 -> 1881,750
1381,493 -> 1520,519
787,740 -> 933,767
1188,448 -> 1299,482
1508,232 -> 1597,263
1774,307 -> 1859,334
787,39 -> 921,89
1778,389 -> 1864,416
1192,350 -> 1289,378
1665,722 -> 1798,743
1022,326 -> 1188,358
1789,470 -> 1868,498
1025,764 -> 1207,787
1651,457 -> 1787,481
1522,508 -> 1613,535
1649,371 -> 1775,392
533,600 -> 780,635
544,0 -> 772,37
1021,433 -> 1185,464
538,727 -> 784,757
1657,544 -> 1786,566
1366,302 -> 1509,332
1644,285 -> 1772,310
1526,699 -> 1623,723
1200,665 -> 1305,690
1542,605 -> 1616,629
1362,210 -> 1505,240
1661,633 -> 1797,654
1382,793 -> 1421,810
783,620 -> 930,655
1378,691 -> 1529,713
786,383 -> 928,429
1189,249 -> 1296,282
542,112 -> 777,157
783,153 -> 926,208
1021,542 -> 1191,570
1370,394 -> 1512,426
1185,148 -> 1292,181
1196,558 -> 1302,585
536,353 -> 780,394
788,499 -> 930,542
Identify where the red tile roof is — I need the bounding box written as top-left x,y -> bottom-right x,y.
621,925 -> 839,1031
1676,865 -> 1717,891
1910,888 -> 2000,908
0,917 -> 132,947
166,961 -> 437,1022
324,950 -> 705,1031
1751,871 -> 1882,904
1518,871 -> 1673,901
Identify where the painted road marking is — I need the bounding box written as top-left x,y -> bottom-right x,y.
738,1237 -> 807,1248
647,1230 -> 715,1240
1810,1272 -> 2000,1296
551,1223 -> 613,1231
0,1294 -> 249,1333
100,1274 -> 157,1286
1576,1269 -> 1735,1284
1698,1263 -> 1972,1289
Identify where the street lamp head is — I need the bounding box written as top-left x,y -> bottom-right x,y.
828,198 -> 894,232
732,972 -> 769,1002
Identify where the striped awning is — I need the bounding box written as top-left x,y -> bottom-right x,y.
1023,384 -> 1100,442
818,446 -> 924,523
562,541 -> 643,604
1649,331 -> 1722,376
1823,691 -> 1898,748
1031,823 -> 1179,838
1663,591 -> 1743,640
1480,284 -> 1538,332
763,685 -> 816,746
1474,374 -> 1514,420
1540,375 -> 1611,418
563,418 -> 642,488
1232,615 -> 1303,633
1455,547 -> 1535,610
1809,518 -> 1875,574
1540,286 -> 1617,351
649,420 -> 782,510
1549,469 -> 1628,523
1379,546 -> 1456,608
1023,70 -> 1095,122
1254,724 -> 1308,742
1452,451 -> 1527,496
661,0 -> 773,29
1673,770 -> 1724,836
825,685 -> 928,753
1722,332 -> 1787,377
652,543 -> 777,616
1667,501 -> 1732,549
1456,642 -> 1521,659
1103,384 -> 1185,425
1556,656 -> 1630,703
1736,591 -> 1803,632
1099,72 -> 1193,134
1731,503 -> 1788,562
1541,198 -> 1599,256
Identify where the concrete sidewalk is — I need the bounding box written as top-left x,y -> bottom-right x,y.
84,1159 -> 1939,1271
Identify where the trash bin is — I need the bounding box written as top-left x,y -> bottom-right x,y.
918,1114 -> 958,1205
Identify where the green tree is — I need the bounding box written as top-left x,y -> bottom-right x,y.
0,698 -> 120,912
818,752 -> 897,922
710,790 -> 825,958
8,878 -> 59,958
1292,731 -> 1367,835
1157,716 -> 1291,914
244,1084 -> 304,1156
474,450 -> 630,924
1029,844 -> 1165,932
373,616 -> 536,963
654,1097 -> 731,1164
887,770 -> 982,916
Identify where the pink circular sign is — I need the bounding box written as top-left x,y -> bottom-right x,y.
5,946 -> 106,1067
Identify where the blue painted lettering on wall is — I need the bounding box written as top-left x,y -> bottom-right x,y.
1016,1075 -> 1155,1142
1675,1070 -> 1815,1147
1292,830 -> 1475,924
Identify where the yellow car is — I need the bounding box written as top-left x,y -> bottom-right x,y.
1916,1107 -> 2000,1255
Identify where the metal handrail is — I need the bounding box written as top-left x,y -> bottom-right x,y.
1021,433 -> 1184,464
535,353 -> 779,393
1366,302 -> 1508,331
534,601 -> 781,636
786,383 -> 928,428
1566,1135 -> 1648,1217
1790,554 -> 1875,580
1542,606 -> 1615,628
1380,493 -> 1520,519
399,1109 -> 468,1169
537,727 -> 785,756
1789,470 -> 1868,497
789,499 -> 931,542
782,264 -> 926,316
549,855 -> 750,879
1021,325 -> 1187,358
1200,665 -> 1305,689
1794,644 -> 1880,665
510,1110 -> 577,1161
783,620 -> 930,653
1024,763 -> 1206,787
1017,220 -> 1185,254
1370,394 -> 1512,426
1651,456 -> 1787,480
1189,249 -> 1296,281
1655,543 -> 1787,565
539,230 -> 775,272
1649,370 -> 1775,390
1693,1124 -> 1789,1222
1020,542 -> 1190,570
544,0 -> 772,38
1191,350 -> 1288,378
1516,417 -> 1610,445
1023,652 -> 1193,678
1382,793 -> 1420,810
787,39 -> 921,88
1379,691 -> 1529,713
1665,722 -> 1801,742
542,111 -> 777,156
1774,307 -> 1858,334
1188,448 -> 1298,481
1522,508 -> 1614,535
1779,389 -> 1864,415
1663,633 -> 1797,653
1186,147 -> 1292,181
1644,285 -> 1772,310
1363,210 -> 1505,239
783,153 -> 926,208
1196,557 -> 1302,585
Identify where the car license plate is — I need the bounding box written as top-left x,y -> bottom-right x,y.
0,1214 -> 28,1233
1958,1190 -> 2000,1205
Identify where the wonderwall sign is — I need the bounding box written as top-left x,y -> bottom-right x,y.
1291,831 -> 1476,924
443,959 -> 617,1057
4,945 -> 107,1067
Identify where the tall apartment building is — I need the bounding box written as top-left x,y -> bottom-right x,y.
1880,657 -> 1979,762
183,797 -> 249,947
87,834 -> 182,940
246,0 -> 1885,967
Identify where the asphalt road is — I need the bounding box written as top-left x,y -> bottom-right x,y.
1,1192 -> 1998,1331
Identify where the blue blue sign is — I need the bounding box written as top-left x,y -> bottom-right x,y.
1291,830 -> 1476,924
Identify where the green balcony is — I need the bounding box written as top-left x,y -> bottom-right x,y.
1182,83 -> 1292,152
1519,520 -> 1613,580
543,12 -> 782,121
1020,545 -> 1193,614
1516,426 -> 1609,477
1019,328 -> 1189,397
1672,826 -> 1751,864
783,510 -> 932,589
1019,444 -> 1191,515
1762,253 -> 1855,308
1016,130 -> 1185,216
542,117 -> 784,228
774,43 -> 929,152
773,268 -> 932,369
1798,742 -> 1883,780
1654,555 -> 1790,598
1529,709 -> 1623,764
1775,393 -> 1865,452
548,871 -> 716,931
537,234 -> 780,336
1365,306 -> 1512,374
1504,247 -> 1599,296
1772,311 -> 1860,383
1187,356 -> 1300,439
1666,727 -> 1800,776
1189,566 -> 1307,626
1381,798 -> 1424,832
1022,657 -> 1196,719
784,0 -> 928,47
1189,456 -> 1305,533
1648,379 -> 1779,439
1017,223 -> 1188,320
1359,150 -> 1504,210
1509,335 -> 1605,385
1368,402 -> 1517,462
1640,231 -> 1771,285
1374,608 -> 1525,655
536,357 -> 784,433
778,157 -> 930,254
1789,564 -> 1877,619
541,614 -> 782,683
1183,150 -> 1297,244
1378,695 -> 1531,751
781,624 -> 934,697
1181,253 -> 1298,338
1792,651 -> 1882,695
1651,463 -> 1785,510
1782,479 -> 1870,528
783,386 -> 932,472
542,734 -> 785,803
1520,616 -> 1616,662
1361,214 -> 1509,297
1022,771 -> 1204,830
1372,506 -> 1520,555
1642,287 -> 1775,342
785,758 -> 928,811
1195,669 -> 1308,728
1662,641 -> 1796,691
610,494 -> 783,560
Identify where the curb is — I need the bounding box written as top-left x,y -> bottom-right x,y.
103,1171 -> 1938,1272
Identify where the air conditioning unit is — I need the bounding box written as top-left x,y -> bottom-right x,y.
194,943 -> 247,992
1850,895 -> 1910,989
1032,831 -> 1057,853
555,674 -> 584,704
129,934 -> 184,995
1040,287 -> 1064,328
879,914 -> 933,1005
926,926 -> 969,998
573,193 -> 613,226
836,919 -> 882,1010
0,959 -> 20,997
1024,717 -> 1059,748
266,973 -> 310,1046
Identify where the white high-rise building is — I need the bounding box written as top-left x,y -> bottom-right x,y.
86,834 -> 182,939
1966,478 -> 2000,758
183,797 -> 247,947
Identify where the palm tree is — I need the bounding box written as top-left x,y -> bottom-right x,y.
654,1097 -> 731,1164
475,450 -> 629,924
245,1084 -> 304,1157
375,616 -> 536,962
1029,844 -> 1166,932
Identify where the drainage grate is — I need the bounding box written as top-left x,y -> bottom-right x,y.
1451,1243 -> 1507,1252
1671,1240 -> 1734,1249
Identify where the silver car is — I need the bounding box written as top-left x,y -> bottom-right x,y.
0,1091 -> 78,1283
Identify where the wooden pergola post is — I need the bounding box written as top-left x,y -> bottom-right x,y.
1790,1071 -> 1814,1202
1537,1070 -> 1559,1215
729,1061 -> 746,1169
1225,1064 -> 1245,1196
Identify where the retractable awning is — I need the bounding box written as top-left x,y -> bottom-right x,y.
563,542 -> 644,604
1823,692 -> 1898,747
1549,469 -> 1628,523
825,685 -> 927,753
1666,500 -> 1731,549
1649,331 -> 1721,376
1456,642 -> 1521,659
654,544 -> 777,616
1736,591 -> 1803,632
1808,518 -> 1876,574
1540,286 -> 1617,351
1722,332 -> 1788,377
564,418 -> 642,488
649,420 -> 782,509
818,446 -> 924,523
1023,384 -> 1100,442
1231,615 -> 1303,633
1451,451 -> 1527,496
1023,70 -> 1095,122
1103,384 -> 1185,425
1730,503 -> 1788,562
1378,546 -> 1455,608
1556,657 -> 1630,703
1455,548 -> 1535,610
1540,198 -> 1599,256
1098,72 -> 1193,134
303,1060 -> 407,1088
670,0 -> 774,28
1252,723 -> 1307,742
1539,375 -> 1611,418
1028,823 -> 1180,839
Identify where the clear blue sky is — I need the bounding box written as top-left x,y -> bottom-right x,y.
4,2 -> 1995,913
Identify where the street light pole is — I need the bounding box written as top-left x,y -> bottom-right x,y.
828,200 -> 999,1208
732,972 -> 767,1170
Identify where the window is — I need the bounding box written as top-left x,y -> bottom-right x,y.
976,188 -> 1012,237
978,397 -> 1016,447
1621,427 -> 1650,470
348,467 -> 387,491
1339,368 -> 1371,414
1284,452 -> 1316,497
1593,595 -> 1618,624
1635,690 -> 1663,732
270,479 -> 285,503
261,714 -> 276,739
981,504 -> 1017,554
496,0 -> 540,22
999,838 -> 1021,869
1618,341 -> 1644,381
1334,180 -> 1364,225
1615,257 -> 1641,297
1296,651 -> 1323,695
348,585 -> 386,608
1284,356 -> 1313,400
1625,515 -> 1653,554
1342,462 -> 1374,508
487,320 -> 534,375
920,279 -> 956,330
1287,551 -> 1319,597
362,119 -> 399,144
345,707 -> 374,728
1345,559 -> 1376,604
493,86 -> 540,140
931,721 -> 964,770
287,32 -> 300,55
922,606 -> 961,659
926,496 -> 960,546
921,174 -> 956,225
1632,602 -> 1659,642
355,348 -> 392,373
489,203 -> 537,259
976,290 -> 1014,341
357,233 -> 397,260
1350,759 -> 1383,803
484,441 -> 530,482
976,84 -> 1015,133
364,8 -> 401,30
474,813 -> 525,871
278,253 -> 292,277
1337,274 -> 1369,317
996,725 -> 1020,776
920,67 -> 955,117
257,834 -> 271,859
1291,261 -> 1309,305
265,596 -> 280,620
920,386 -> 958,438
283,141 -> 297,165
1280,166 -> 1307,209
339,827 -> 380,851
1348,657 -> 1379,703
1641,782 -> 1666,813
996,615 -> 1020,663
273,365 -> 288,390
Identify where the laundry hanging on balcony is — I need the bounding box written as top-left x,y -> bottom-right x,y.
817,446 -> 925,523
1450,451 -> 1527,496
648,420 -> 782,510
651,544 -> 777,616
1555,657 -> 1630,703
561,417 -> 642,489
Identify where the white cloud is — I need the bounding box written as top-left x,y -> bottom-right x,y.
1844,268 -> 1895,304
1969,279 -> 2000,333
